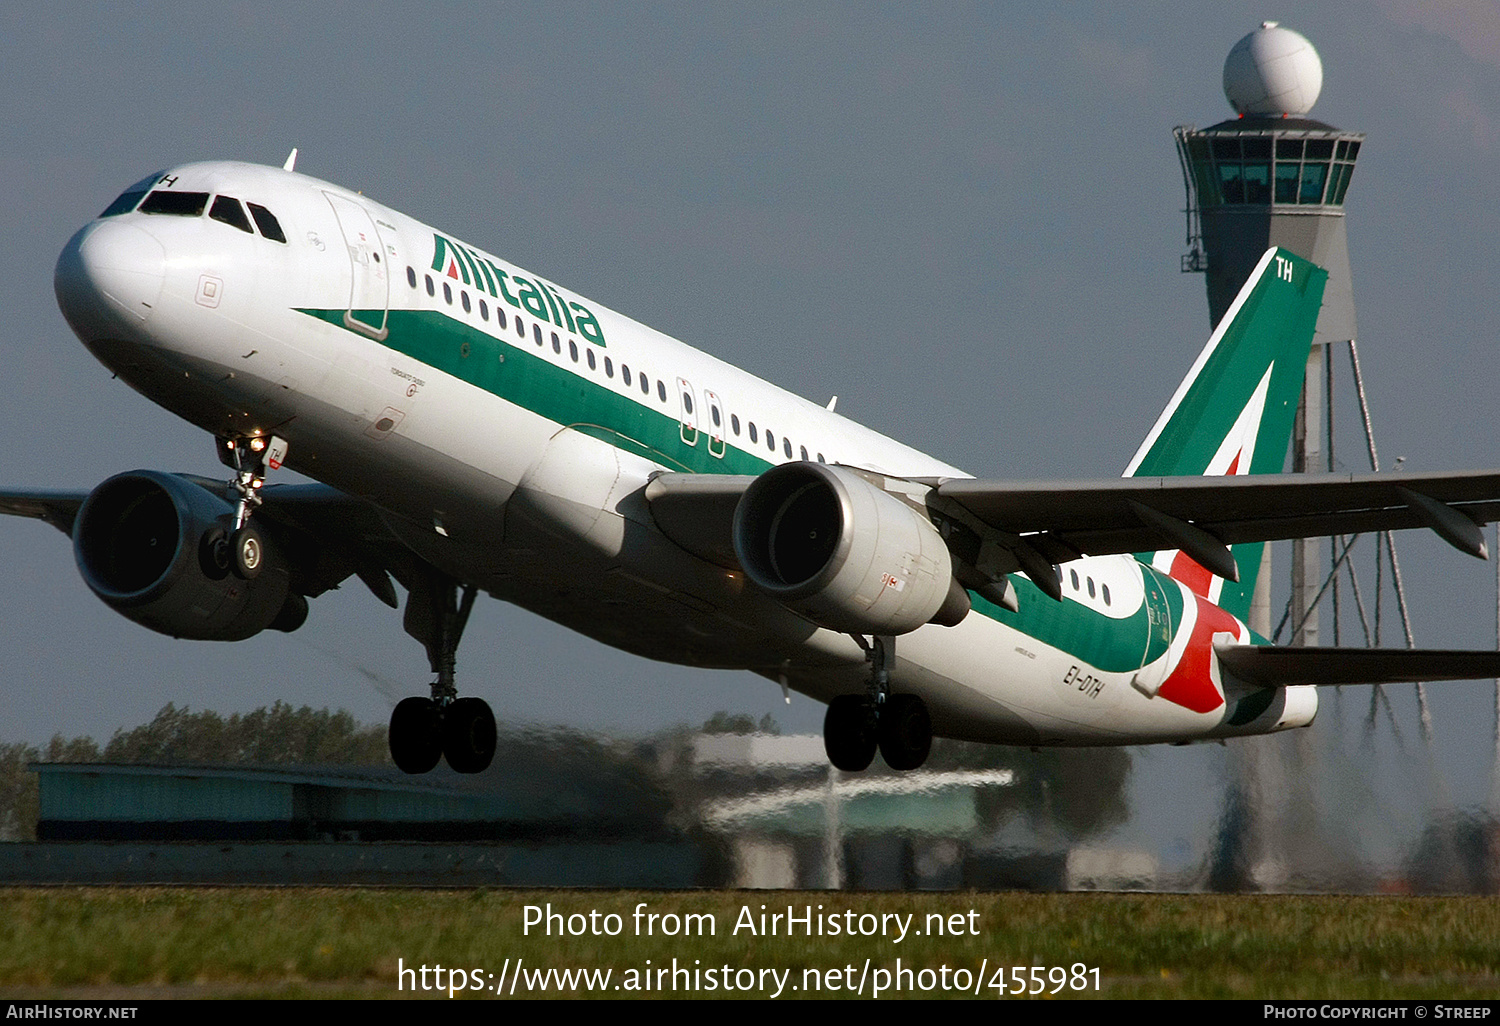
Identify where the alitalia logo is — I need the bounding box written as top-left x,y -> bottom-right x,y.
432,233 -> 606,347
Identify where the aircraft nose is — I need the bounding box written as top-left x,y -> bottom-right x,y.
55,220 -> 166,337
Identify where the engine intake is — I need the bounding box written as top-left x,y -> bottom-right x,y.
733,462 -> 964,634
73,470 -> 301,640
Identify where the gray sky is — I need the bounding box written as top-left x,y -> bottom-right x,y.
3,2 -> 1499,870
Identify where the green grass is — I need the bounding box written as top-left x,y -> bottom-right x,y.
1,888 -> 1498,999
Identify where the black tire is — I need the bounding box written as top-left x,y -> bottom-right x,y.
878,694 -> 932,771
198,527 -> 231,580
389,696 -> 443,774
823,694 -> 877,772
443,696 -> 497,774
230,525 -> 264,579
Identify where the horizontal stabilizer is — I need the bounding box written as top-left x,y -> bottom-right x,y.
1216,644 -> 1500,688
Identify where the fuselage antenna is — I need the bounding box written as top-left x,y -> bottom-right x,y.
282,148 -> 299,172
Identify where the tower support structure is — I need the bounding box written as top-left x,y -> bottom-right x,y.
1175,118 -> 1363,643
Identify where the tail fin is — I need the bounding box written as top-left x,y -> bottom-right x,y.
1125,247 -> 1328,620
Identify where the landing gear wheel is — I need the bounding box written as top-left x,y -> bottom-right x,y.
389,696 -> 443,774
878,694 -> 932,771
198,527 -> 231,580
230,525 -> 264,580
443,696 -> 496,774
824,695 -> 878,772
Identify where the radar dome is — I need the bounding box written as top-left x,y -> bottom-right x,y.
1223,22 -> 1323,116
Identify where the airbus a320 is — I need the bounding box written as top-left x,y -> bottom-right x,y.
9,156 -> 1500,775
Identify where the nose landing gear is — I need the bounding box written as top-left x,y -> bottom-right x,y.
215,434 -> 287,581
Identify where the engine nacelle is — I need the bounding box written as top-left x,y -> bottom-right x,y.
732,462 -> 962,634
72,470 -> 302,641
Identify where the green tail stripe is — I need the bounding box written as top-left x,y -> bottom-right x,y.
1126,248 -> 1327,622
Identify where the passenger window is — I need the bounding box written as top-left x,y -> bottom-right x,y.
569,340 -> 578,362
711,406 -> 721,427
587,349 -> 596,370
784,438 -> 793,458
641,375 -> 651,396
516,316 -> 526,339
622,366 -> 632,386
425,275 -> 435,297
496,307 -> 506,329
140,191 -> 209,216
605,357 -> 614,378
407,267 -> 417,288
551,331 -> 561,354
749,423 -> 758,443
1101,583 -> 1111,606
247,203 -> 287,242
683,392 -> 694,414
1069,569 -> 1079,590
800,445 -> 808,461
479,299 -> 488,320
731,414 -> 740,435
461,291 -> 471,313
767,431 -> 776,451
657,381 -> 667,402
534,323 -> 544,347
1087,577 -> 1096,599
817,453 -> 825,463
443,282 -> 453,305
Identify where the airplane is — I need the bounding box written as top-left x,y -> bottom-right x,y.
7,154 -> 1500,776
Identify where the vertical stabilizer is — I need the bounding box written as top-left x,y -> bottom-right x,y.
1125,247 -> 1327,620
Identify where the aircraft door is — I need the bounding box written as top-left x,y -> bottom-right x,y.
704,389 -> 725,458
324,192 -> 389,340
1131,565 -> 1178,698
677,377 -> 698,447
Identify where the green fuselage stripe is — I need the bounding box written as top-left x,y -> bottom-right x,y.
297,305 -> 1179,674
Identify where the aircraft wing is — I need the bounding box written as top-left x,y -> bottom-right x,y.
0,477 -> 406,607
936,469 -> 1500,566
1216,644 -> 1500,687
0,490 -> 87,535
644,468 -> 1500,590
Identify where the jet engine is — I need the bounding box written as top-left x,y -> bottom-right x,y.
732,462 -> 966,635
72,470 -> 306,640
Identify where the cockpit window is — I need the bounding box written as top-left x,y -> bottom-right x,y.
100,190 -> 148,217
139,191 -> 210,216
209,195 -> 253,234
246,203 -> 287,243
99,171 -> 168,217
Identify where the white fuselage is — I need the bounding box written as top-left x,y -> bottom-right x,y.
55,161 -> 1316,748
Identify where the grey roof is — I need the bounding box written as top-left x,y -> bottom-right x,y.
1197,115 -> 1352,135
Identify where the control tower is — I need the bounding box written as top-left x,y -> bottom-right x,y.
1174,22 -> 1363,643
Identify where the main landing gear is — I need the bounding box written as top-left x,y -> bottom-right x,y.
823,635 -> 933,773
388,575 -> 497,774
